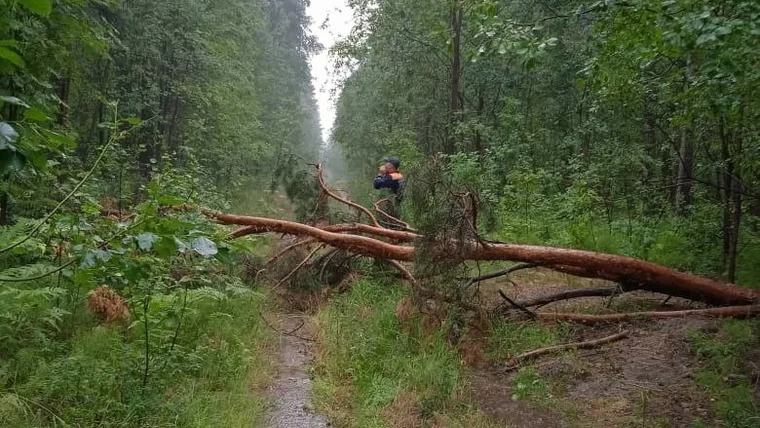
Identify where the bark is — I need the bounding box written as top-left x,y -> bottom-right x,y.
206,211 -> 760,306
446,0 -> 463,154
538,305 -> 760,324
511,286 -> 625,309
675,128 -> 694,216
720,116 -> 742,283
675,57 -> 694,216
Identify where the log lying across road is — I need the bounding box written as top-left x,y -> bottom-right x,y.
206,211 -> 760,307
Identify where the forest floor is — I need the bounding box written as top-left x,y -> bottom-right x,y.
265,308 -> 330,428
462,268 -> 760,428
258,263 -> 758,427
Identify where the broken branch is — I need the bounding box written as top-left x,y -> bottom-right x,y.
538,305 -> 760,324
274,244 -> 326,289
505,331 -> 629,371
315,164 -> 381,227
510,286 -> 629,309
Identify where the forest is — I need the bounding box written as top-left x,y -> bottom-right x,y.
1,0 -> 759,427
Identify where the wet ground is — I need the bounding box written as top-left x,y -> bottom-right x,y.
267,314 -> 329,428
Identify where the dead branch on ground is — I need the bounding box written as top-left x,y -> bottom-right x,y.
505,331 -> 629,371
537,305 -> 760,324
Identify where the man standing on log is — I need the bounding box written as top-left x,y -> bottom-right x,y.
373,156 -> 404,225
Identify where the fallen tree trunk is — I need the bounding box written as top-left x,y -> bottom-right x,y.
205,211 -> 760,306
538,305 -> 760,324
474,244 -> 760,306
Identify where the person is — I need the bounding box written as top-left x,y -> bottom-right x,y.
373,156 -> 404,195
373,156 -> 404,225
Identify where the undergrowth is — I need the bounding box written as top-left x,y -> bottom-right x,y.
0,173 -> 275,428
312,276 -> 499,428
486,320 -> 570,363
688,320 -> 760,428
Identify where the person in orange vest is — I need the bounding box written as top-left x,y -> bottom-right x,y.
373,156 -> 404,224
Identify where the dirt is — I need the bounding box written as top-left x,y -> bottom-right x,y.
267,313 -> 330,428
466,268 -> 726,427
469,368 -> 570,428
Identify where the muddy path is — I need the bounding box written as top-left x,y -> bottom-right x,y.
266,313 -> 329,428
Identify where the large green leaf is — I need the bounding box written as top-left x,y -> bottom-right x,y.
0,149 -> 26,173
0,47 -> 23,66
24,107 -> 49,122
136,232 -> 159,251
0,122 -> 19,148
191,237 -> 218,257
18,0 -> 53,17
40,129 -> 76,149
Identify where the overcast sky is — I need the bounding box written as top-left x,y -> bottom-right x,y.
306,0 -> 354,144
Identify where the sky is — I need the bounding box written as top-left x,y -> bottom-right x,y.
306,0 -> 354,144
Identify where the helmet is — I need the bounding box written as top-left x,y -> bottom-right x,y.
381,156 -> 400,169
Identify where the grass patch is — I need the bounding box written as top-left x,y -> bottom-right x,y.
0,289 -> 274,428
511,367 -> 549,401
313,277 -> 497,427
486,319 -> 570,363
688,319 -> 760,428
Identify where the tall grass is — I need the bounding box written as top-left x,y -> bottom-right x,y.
0,289 -> 274,428
312,277 -> 498,427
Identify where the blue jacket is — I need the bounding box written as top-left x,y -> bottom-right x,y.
373,174 -> 401,191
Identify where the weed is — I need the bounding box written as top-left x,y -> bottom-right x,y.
687,320 -> 760,428
486,319 -> 570,362
511,367 -> 549,401
313,277 -> 498,427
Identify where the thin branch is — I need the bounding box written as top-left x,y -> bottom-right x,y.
257,311 -> 314,342
274,243 -> 326,290
511,286 -> 626,309
266,238 -> 315,266
539,305 -> 760,324
499,289 -> 537,320
505,331 -> 629,371
466,263 -> 537,284
315,164 -> 381,227
374,198 -> 416,232
0,131 -> 118,255
318,248 -> 342,283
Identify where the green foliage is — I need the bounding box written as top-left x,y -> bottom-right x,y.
0,168 -> 275,427
331,0 -> 760,285
511,367 -> 549,401
314,277 -> 483,426
688,320 -> 760,428
487,320 -> 569,363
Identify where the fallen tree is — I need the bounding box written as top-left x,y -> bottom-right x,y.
149,164 -> 760,319
208,210 -> 760,306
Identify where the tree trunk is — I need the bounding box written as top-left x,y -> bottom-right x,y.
56,77 -> 70,126
675,58 -> 694,216
211,211 -> 760,306
720,116 -> 742,283
675,128 -> 694,216
447,0 -> 463,154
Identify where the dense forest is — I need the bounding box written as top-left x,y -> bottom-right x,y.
0,0 -> 322,426
1,0 -> 759,427
329,0 -> 760,285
